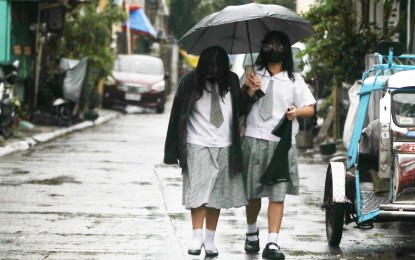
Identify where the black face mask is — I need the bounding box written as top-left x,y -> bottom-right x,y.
206,75 -> 219,82
266,51 -> 284,64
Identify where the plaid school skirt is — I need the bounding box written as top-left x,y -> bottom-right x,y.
182,143 -> 248,210
242,137 -> 299,202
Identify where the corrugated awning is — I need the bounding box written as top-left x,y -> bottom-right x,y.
122,7 -> 157,38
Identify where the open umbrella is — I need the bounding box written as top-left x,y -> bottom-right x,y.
179,3 -> 314,58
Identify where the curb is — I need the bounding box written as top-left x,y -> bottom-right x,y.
0,111 -> 120,158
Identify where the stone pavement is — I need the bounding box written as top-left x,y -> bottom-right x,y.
0,110 -> 120,158
0,103 -> 350,260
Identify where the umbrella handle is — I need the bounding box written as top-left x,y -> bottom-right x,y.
245,21 -> 255,74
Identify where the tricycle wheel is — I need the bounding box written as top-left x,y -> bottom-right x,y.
323,167 -> 345,247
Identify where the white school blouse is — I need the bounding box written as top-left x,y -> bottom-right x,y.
186,81 -> 233,147
244,68 -> 316,144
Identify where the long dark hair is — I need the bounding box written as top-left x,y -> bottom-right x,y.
195,46 -> 230,100
256,31 -> 295,82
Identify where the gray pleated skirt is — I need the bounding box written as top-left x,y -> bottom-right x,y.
182,143 -> 248,210
242,136 -> 299,202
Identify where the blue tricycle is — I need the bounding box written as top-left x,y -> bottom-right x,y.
323,41 -> 415,246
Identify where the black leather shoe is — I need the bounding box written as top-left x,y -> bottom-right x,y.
262,242 -> 285,259
188,248 -> 201,255
244,229 -> 260,253
205,248 -> 219,257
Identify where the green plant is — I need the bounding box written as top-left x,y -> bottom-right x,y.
318,97 -> 332,119
303,0 -> 403,96
47,0 -> 126,111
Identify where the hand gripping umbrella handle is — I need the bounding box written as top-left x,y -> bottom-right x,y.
245,21 -> 255,74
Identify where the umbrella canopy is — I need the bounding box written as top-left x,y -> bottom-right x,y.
179,3 -> 314,55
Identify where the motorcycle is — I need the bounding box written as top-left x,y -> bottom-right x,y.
51,57 -> 88,125
0,60 -> 19,137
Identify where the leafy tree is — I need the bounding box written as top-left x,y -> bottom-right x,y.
303,0 -> 403,138
169,0 -> 198,39
55,1 -> 125,76
193,0 -> 251,22
256,0 -> 295,9
46,0 -> 125,111
303,0 -> 402,98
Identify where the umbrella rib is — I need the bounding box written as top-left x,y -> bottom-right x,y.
245,21 -> 255,67
258,17 -> 272,34
187,28 -> 210,54
229,22 -> 238,54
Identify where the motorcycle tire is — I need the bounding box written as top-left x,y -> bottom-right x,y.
54,104 -> 72,125
0,124 -> 13,138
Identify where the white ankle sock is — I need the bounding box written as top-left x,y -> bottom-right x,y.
203,229 -> 217,252
247,223 -> 258,241
267,233 -> 279,250
189,229 -> 203,250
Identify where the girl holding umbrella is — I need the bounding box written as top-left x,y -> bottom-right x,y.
164,46 -> 249,257
242,31 -> 316,259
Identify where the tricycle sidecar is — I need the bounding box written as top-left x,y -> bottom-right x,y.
322,41 -> 415,247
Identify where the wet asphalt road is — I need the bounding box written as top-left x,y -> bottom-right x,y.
0,99 -> 415,259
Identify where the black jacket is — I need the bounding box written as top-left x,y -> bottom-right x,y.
163,70 -> 250,174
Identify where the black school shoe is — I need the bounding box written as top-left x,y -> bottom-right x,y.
188,243 -> 202,255
262,242 -> 285,259
244,229 -> 260,253
188,248 -> 202,255
205,248 -> 219,257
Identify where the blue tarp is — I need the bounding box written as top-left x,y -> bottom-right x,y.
122,8 -> 157,38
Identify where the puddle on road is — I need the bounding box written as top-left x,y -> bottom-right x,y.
0,239 -> 14,244
131,181 -> 151,185
38,204 -> 52,207
144,206 -> 158,211
168,213 -> 186,221
26,176 -> 81,185
12,169 -> 30,175
287,250 -> 330,258
0,182 -> 20,186
49,194 -> 64,197
295,234 -> 325,242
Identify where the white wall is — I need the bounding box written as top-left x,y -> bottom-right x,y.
296,0 -> 316,14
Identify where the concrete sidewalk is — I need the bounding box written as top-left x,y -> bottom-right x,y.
0,109 -> 120,158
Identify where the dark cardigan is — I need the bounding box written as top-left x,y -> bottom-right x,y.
163,70 -> 250,174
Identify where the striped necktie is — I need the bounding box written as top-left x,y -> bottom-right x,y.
259,80 -> 274,120
210,84 -> 224,128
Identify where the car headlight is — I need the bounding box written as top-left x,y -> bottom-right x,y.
152,80 -> 165,92
117,84 -> 129,92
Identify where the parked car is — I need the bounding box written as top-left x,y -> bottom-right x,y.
103,54 -> 168,113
